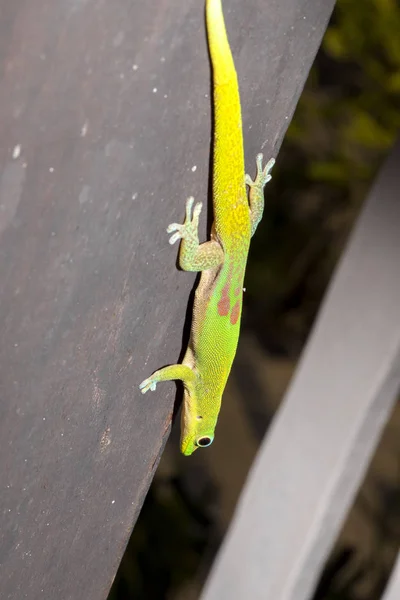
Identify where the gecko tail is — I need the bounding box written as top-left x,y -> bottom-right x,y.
206,0 -> 237,86
206,0 -> 248,239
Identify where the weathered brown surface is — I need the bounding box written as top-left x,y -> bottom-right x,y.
0,0 -> 334,598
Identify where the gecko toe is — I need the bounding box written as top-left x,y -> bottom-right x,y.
263,157 -> 275,174
168,232 -> 182,245
139,379 -> 149,393
167,223 -> 180,233
261,157 -> 275,182
139,378 -> 157,393
185,196 -> 195,218
193,202 -> 203,218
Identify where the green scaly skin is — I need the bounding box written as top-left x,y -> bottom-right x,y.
139,0 -> 275,455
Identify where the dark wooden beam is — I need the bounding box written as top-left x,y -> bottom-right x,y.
0,0 -> 335,597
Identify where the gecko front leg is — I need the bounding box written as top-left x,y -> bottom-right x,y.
139,364 -> 196,395
167,196 -> 224,272
245,154 -> 275,236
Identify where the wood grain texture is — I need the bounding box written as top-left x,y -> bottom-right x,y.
0,0 -> 334,598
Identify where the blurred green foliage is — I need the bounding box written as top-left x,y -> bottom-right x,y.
247,0 -> 400,356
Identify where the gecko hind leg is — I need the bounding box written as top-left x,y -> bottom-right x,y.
245,154 -> 275,236
167,196 -> 224,272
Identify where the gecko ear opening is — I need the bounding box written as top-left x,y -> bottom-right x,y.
196,436 -> 213,448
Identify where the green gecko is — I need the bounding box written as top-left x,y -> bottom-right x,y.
139,0 -> 274,455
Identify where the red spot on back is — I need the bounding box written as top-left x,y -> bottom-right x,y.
230,300 -> 241,325
217,279 -> 230,316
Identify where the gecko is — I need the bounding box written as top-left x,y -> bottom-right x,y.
139,0 -> 275,455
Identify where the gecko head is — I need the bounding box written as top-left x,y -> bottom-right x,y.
180,410 -> 216,456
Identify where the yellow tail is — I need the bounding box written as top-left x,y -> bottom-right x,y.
206,0 -> 236,85
205,0 -> 248,244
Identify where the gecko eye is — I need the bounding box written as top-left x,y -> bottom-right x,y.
196,436 -> 213,447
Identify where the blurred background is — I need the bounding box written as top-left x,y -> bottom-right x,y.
109,0 -> 400,598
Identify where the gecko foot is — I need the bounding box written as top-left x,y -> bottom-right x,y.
166,196 -> 202,245
245,154 -> 275,190
139,377 -> 157,394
